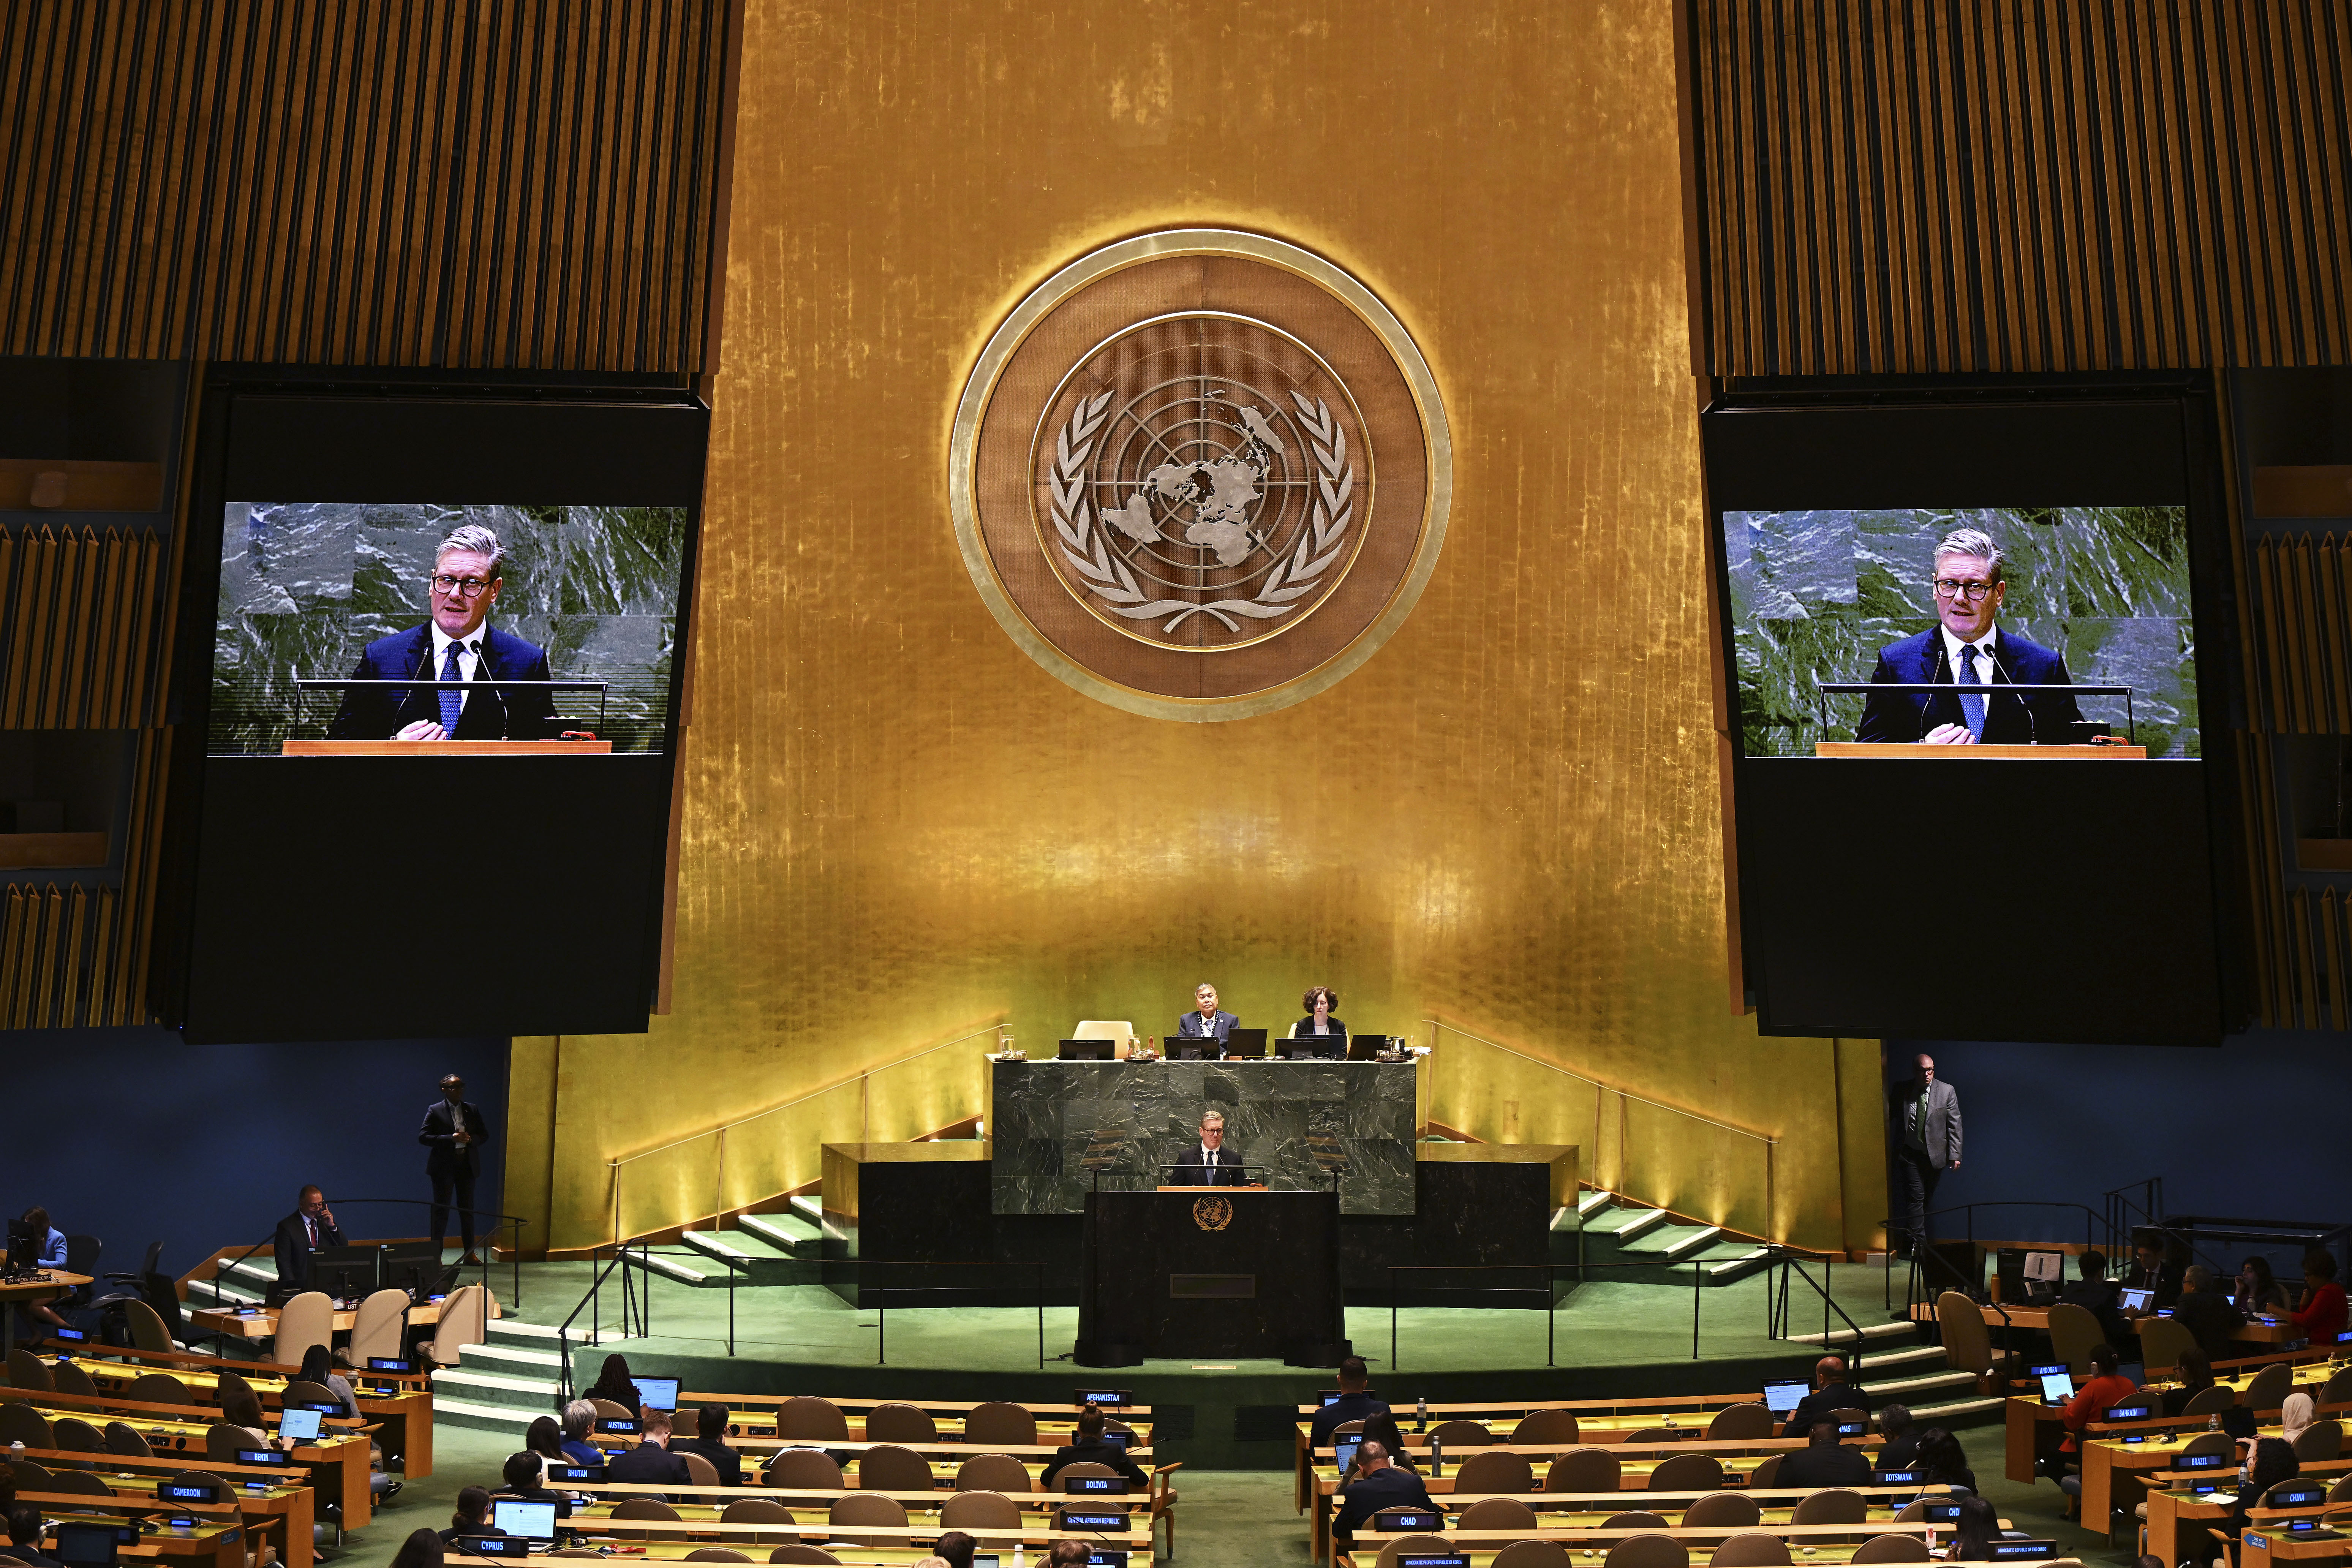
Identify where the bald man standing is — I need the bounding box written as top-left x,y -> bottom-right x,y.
1893,1054 -> 1961,1259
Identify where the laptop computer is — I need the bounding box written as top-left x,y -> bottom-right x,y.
1278,1035 -> 1343,1060
53,1524 -> 122,1568
1221,1028 -> 1269,1057
2039,1370 -> 2076,1403
2118,1286 -> 2154,1313
632,1377 -> 680,1412
492,1499 -> 560,1544
1057,1038 -> 1117,1061
1762,1380 -> 1808,1416
1346,1034 -> 1388,1059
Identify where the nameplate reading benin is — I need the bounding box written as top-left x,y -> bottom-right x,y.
1168,1274 -> 1256,1299
1192,1196 -> 1233,1231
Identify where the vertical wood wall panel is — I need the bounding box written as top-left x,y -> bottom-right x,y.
1685,0 -> 2352,375
0,0 -> 730,371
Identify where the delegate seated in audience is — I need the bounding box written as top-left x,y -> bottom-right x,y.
221,1383 -> 275,1448
2293,1252 -> 2347,1344
1356,1415 -> 1419,1474
931,1532 -> 977,1568
583,1354 -> 645,1419
2123,1238 -> 2187,1313
2161,1350 -> 2219,1416
524,1416 -> 566,1467
559,1400 -> 604,1467
2237,1257 -> 2290,1315
389,1529 -> 444,1568
2281,1391 -> 2317,1449
1309,1356 -> 1390,1446
668,1403 -> 745,1486
1916,1428 -> 1976,1494
1329,1441 -> 1436,1554
299,1343 -> 362,1420
1046,1543 -> 1092,1567
2172,1265 -> 2248,1360
2054,1342 -> 2136,1473
1874,1403 -> 1920,1470
7,1505 -> 65,1568
493,1452 -> 582,1543
604,1408 -> 692,1496
1782,1353 -> 1869,1437
2059,1251 -> 2128,1344
1776,1420 -> 1872,1488
1943,1493 -> 1999,1560
2188,1437 -> 2304,1566
1040,1405 -> 1149,1489
14,1207 -> 70,1335
440,1486 -> 503,1549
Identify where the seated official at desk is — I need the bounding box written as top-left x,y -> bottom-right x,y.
441,1486 -> 504,1549
14,1205 -> 69,1333
492,1453 -> 580,1539
2123,1237 -> 2186,1313
2160,1350 -> 2218,1416
1176,983 -> 1238,1055
669,1403 -> 745,1486
2052,1342 -> 2136,1482
1168,1111 -> 1246,1186
558,1401 -> 603,1467
604,1410 -> 693,1497
1286,986 -> 1348,1057
1782,1353 -> 1869,1437
1776,1420 -> 1871,1488
1874,1403 -> 1920,1470
7,1505 -> 65,1568
1331,1441 -> 1436,1552
1310,1356 -> 1389,1446
1040,1406 -> 1148,1489
2235,1256 -> 2290,1315
1916,1427 -> 1977,1493
2060,1250 -> 2128,1345
272,1185 -> 346,1301
2172,1265 -> 2247,1359
2293,1251 -> 2347,1343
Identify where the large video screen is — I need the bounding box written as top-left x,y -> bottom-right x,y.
210,502 -> 685,756
1723,506 -> 2197,759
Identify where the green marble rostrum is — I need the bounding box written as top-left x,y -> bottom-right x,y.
209,501 -> 685,755
1723,507 -> 2199,758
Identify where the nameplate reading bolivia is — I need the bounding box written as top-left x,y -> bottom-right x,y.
949,229 -> 1453,721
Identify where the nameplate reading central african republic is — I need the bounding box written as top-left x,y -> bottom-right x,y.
950,230 -> 1451,721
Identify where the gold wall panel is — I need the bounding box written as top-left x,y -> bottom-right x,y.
522,0 -> 1882,1256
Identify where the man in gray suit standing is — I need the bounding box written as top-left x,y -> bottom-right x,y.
1894,1053 -> 1961,1258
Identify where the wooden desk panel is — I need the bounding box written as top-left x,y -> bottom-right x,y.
281,740 -> 613,755
1817,743 -> 2147,759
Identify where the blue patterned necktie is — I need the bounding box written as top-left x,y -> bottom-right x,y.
1957,643 -> 1986,740
439,641 -> 466,733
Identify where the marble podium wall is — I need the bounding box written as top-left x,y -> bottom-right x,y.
990,1059 -> 1417,1217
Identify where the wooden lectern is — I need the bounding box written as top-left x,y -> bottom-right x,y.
1815,742 -> 2146,759
280,740 -> 614,755
1076,1186 -> 1345,1367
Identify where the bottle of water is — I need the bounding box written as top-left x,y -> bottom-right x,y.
1416,1395 -> 1427,1432
1430,1435 -> 1443,1476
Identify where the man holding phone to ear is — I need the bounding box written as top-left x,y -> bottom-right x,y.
272,1186 -> 345,1301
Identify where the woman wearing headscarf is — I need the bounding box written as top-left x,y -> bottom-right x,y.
2282,1391 -> 2317,1449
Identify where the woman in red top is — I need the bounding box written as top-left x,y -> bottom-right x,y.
2292,1253 -> 2347,1344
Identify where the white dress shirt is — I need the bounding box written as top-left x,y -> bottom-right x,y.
430,622 -> 487,716
1938,624 -> 2000,686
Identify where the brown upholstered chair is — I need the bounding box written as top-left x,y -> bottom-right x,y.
1704,1404 -> 1773,1440
612,1499 -> 682,1521
763,1448 -> 844,1490
766,1551 -> 841,1565
1645,1453 -> 1722,1491
683,1552 -> 751,1562
1511,1408 -> 1579,1445
854,1444 -> 933,1492
1791,1489 -> 1868,1525
1457,1497 -> 1539,1533
825,1492 -> 908,1549
961,1402 -> 1036,1447
1604,1534 -> 1691,1568
1452,1448 -> 1534,1494
1849,1536 -> 1930,1563
954,1453 -> 1032,1492
772,1396 -> 849,1441
1545,1448 -> 1620,1493
1370,1537 -> 1453,1568
861,1403 -> 937,1443
1708,1534 -> 1792,1567
103,1422 -> 152,1459
1681,1492 -> 1760,1528
677,1450 -> 721,1488
1603,1512 -> 1671,1530
719,1499 -> 795,1528
1429,1418 -> 1494,1446
1492,1543 -> 1573,1568
125,1372 -> 193,1405
7,1349 -> 55,1391
939,1491 -> 1022,1529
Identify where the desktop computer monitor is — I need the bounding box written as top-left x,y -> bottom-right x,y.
1057,1038 -> 1117,1061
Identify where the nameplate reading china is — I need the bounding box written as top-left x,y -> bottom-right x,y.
950,230 -> 1452,721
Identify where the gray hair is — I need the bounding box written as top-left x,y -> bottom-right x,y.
1932,526 -> 2003,583
1200,1111 -> 1225,1127
2184,1263 -> 2216,1290
1879,1402 -> 1913,1435
436,522 -> 507,577
561,1398 -> 596,1439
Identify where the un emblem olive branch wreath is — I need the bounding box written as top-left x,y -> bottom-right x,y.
1048,388 -> 1356,635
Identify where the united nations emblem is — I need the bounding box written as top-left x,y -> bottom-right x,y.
1192,1196 -> 1234,1232
950,230 -> 1452,721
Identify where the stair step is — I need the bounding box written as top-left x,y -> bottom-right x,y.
460,1341 -> 564,1373
222,1258 -> 277,1286
431,1394 -> 549,1435
485,1319 -> 610,1349
738,1211 -> 822,1252
1791,1319 -> 1920,1345
1860,1368 -> 1977,1399
1702,1247 -> 1774,1277
682,1229 -> 795,1264
1620,1224 -> 1721,1257
1577,1190 -> 1614,1217
1850,1344 -> 1946,1371
1908,1394 -> 2004,1425
188,1278 -> 263,1308
637,1250 -> 713,1285
787,1195 -> 824,1227
430,1366 -> 563,1412
1585,1207 -> 1669,1239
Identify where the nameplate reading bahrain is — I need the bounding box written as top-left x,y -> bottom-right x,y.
949,229 -> 1453,722
1815,742 -> 2147,759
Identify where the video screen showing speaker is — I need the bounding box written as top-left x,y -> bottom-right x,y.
1721,506 -> 2199,759
209,502 -> 685,756
1702,388 -> 2233,1046
160,385 -> 707,1042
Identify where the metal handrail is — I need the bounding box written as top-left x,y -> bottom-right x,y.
847,1260 -> 1048,1369
1764,1246 -> 1872,1373
1422,1017 -> 1780,1241
300,1198 -> 528,1310
1881,1200 -> 2099,1320
604,1022 -> 1001,1248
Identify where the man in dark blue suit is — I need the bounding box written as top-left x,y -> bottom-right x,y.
328,523 -> 559,742
1856,526 -> 2083,745
1174,982 -> 1238,1056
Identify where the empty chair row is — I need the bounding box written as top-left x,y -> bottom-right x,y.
593,1486 -> 1042,1535
1352,1404 -> 1784,1450
753,1445 -> 1138,1493
602,1394 -> 1122,1448
1358,1530 -> 1948,1568
1372,1489 -> 1955,1535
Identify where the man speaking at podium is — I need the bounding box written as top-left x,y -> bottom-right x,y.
1169,1111 -> 1245,1186
1856,527 -> 2083,746
329,523 -> 559,742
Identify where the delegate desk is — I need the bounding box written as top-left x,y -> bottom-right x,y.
2242,1504 -> 2352,1568
0,1269 -> 91,1345
2143,1461 -> 2352,1564
69,1353 -> 435,1478
1924,1298 -> 2305,1349
188,1290 -> 494,1343
1078,1186 -> 1342,1365
2072,1407 -> 2349,1531
2004,1356 -> 2341,1484
13,1450 -> 318,1568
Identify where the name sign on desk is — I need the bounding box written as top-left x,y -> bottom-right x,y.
237,1449 -> 289,1467
1078,1389 -> 1132,1407
594,1418 -> 640,1435
160,1482 -> 220,1504
54,1326 -> 87,1343
1396,1557 -> 1468,1568
2105,1404 -> 2153,1423
547,1464 -> 604,1482
2179,1453 -> 2226,1470
1988,1542 -> 2057,1559
1056,1509 -> 1129,1530
1375,1511 -> 1443,1532
1064,1476 -> 1130,1494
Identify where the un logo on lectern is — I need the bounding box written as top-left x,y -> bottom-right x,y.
949,229 -> 1453,721
1192,1196 -> 1233,1232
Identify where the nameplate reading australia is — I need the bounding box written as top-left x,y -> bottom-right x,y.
950,229 -> 1452,721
